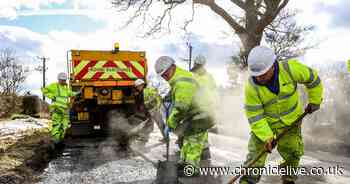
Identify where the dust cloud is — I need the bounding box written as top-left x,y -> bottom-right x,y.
105,109 -> 155,152
303,71 -> 350,155
206,66 -> 350,155
214,85 -> 250,139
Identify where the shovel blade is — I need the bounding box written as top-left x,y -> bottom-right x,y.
155,160 -> 178,184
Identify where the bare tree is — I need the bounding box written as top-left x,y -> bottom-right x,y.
0,48 -> 28,95
230,9 -> 316,68
226,9 -> 317,88
264,9 -> 317,61
112,0 -> 290,64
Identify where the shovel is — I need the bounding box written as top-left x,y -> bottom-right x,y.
154,100 -> 178,184
227,112 -> 308,184
155,125 -> 178,184
127,117 -> 149,137
129,123 -> 178,184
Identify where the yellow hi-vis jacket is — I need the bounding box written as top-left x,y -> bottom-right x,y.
244,59 -> 323,142
348,59 -> 350,73
194,68 -> 217,91
193,68 -> 219,116
42,82 -> 77,110
167,66 -> 200,129
144,87 -> 161,110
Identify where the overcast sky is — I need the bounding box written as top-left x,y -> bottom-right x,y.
0,0 -> 349,95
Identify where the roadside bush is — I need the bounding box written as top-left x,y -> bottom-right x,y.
0,95 -> 22,118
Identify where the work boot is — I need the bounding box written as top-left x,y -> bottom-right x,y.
281,170 -> 297,184
201,147 -> 211,160
177,163 -> 200,177
53,140 -> 65,150
156,160 -> 178,184
177,163 -> 186,177
50,141 -> 66,159
239,177 -> 257,184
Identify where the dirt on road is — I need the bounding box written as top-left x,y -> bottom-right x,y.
1,116 -> 350,184
0,117 -> 53,184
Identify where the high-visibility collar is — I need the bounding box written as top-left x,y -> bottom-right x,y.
253,62 -> 280,95
169,66 -> 194,86
249,61 -> 297,107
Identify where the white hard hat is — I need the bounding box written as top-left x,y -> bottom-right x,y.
134,79 -> 145,86
194,55 -> 206,65
247,46 -> 276,77
155,56 -> 175,75
57,72 -> 68,80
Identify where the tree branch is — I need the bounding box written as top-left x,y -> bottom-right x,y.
183,1 -> 196,32
144,2 -> 179,36
193,0 -> 246,34
257,0 -> 289,33
162,0 -> 186,4
230,0 -> 246,10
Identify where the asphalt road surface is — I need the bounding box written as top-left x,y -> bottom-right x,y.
35,129 -> 350,184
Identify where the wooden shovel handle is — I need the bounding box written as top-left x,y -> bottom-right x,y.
227,112 -> 308,184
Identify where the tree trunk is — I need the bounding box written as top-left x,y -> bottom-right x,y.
237,32 -> 263,67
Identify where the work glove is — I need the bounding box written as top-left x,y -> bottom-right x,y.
73,91 -> 82,100
264,137 -> 276,153
75,91 -> 82,97
304,103 -> 320,114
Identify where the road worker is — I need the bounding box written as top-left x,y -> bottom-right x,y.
240,46 -> 323,184
155,56 -> 215,174
133,79 -> 161,141
134,79 -> 161,115
191,55 -> 217,98
42,72 -> 79,146
191,55 -> 219,133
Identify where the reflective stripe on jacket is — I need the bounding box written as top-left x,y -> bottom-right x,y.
193,68 -> 219,115
167,66 -> 200,129
41,82 -> 76,110
144,87 -> 161,110
244,59 -> 323,142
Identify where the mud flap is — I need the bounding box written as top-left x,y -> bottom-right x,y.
155,160 -> 178,184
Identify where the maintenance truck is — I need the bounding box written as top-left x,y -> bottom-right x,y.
67,43 -> 148,135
